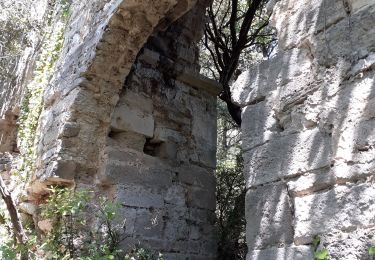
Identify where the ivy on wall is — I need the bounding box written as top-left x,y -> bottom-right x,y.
17,0 -> 70,182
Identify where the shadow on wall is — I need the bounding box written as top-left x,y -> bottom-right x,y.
232,0 -> 375,259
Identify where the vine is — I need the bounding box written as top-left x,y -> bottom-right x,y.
17,0 -> 70,182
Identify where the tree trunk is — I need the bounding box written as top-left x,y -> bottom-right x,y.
0,174 -> 28,259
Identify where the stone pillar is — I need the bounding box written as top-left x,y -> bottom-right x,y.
233,0 -> 375,259
96,4 -> 219,258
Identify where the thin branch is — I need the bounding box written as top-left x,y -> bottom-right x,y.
0,174 -> 28,259
229,0 -> 239,47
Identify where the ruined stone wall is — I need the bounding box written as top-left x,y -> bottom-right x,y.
31,0 -> 199,194
233,0 -> 375,259
1,0 -> 219,258
96,4 -> 218,258
34,0 -> 219,258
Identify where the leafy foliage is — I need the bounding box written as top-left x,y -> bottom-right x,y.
216,152 -> 246,259
40,187 -> 124,259
0,186 -> 125,260
313,236 -> 329,260
124,248 -> 164,260
215,99 -> 246,259
314,249 -> 329,260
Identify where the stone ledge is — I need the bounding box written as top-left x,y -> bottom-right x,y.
177,70 -> 222,97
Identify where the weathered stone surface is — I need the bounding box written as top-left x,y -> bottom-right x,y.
244,128 -> 332,187
116,184 -> 165,208
0,0 -> 217,258
247,245 -> 314,260
241,99 -> 280,150
238,0 -> 375,256
286,167 -> 335,197
107,131 -> 146,151
232,48 -> 313,107
111,90 -> 154,137
245,182 -> 294,250
314,3 -> 375,66
100,159 -> 174,188
294,183 -> 375,245
319,227 -> 375,260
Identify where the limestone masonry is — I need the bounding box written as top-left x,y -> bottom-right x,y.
232,0 -> 375,259
1,0 -> 219,259
1,0 -> 375,259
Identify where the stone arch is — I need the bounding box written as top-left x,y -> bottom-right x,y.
28,0 -> 218,258
32,0 -> 199,194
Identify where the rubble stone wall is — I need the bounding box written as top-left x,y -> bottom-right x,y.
1,0 -> 219,258
31,0 -> 200,194
233,0 -> 375,259
97,4 -> 218,258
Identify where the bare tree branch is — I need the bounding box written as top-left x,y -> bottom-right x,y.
0,174 -> 28,259
202,0 -> 275,126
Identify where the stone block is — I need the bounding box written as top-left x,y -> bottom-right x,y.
314,3 -> 375,66
333,160 -> 375,182
287,167 -> 336,197
157,142 -> 178,160
244,128 -> 332,187
199,239 -> 218,256
333,117 -> 375,165
101,162 -> 174,188
241,100 -> 280,150
189,225 -> 202,240
294,183 -> 375,245
116,184 -> 164,208
99,147 -> 175,187
116,207 -> 137,235
107,131 -> 146,152
320,226 -> 375,260
188,208 -> 215,224
59,122 -> 80,138
193,142 -> 217,169
188,186 -> 216,211
177,164 -> 216,191
232,49 -> 312,107
52,160 -> 78,180
247,245 -> 314,260
164,219 -> 189,240
245,182 -> 294,250
153,127 -> 186,143
111,102 -> 154,137
164,185 -> 186,206
271,0 -> 347,50
190,96 -> 217,148
165,204 -> 188,220
133,208 -> 165,239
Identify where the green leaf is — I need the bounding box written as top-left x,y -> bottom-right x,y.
313,236 -> 321,250
369,246 -> 375,256
314,249 -> 329,260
